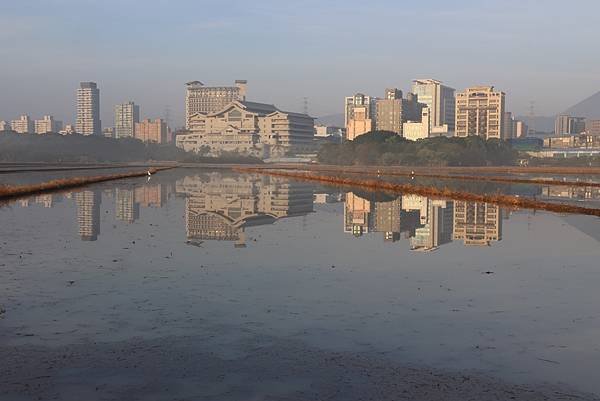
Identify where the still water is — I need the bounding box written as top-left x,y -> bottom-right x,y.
1,169 -> 600,400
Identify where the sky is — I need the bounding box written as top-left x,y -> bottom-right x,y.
1,0 -> 600,127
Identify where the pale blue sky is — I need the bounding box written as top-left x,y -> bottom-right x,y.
1,0 -> 599,127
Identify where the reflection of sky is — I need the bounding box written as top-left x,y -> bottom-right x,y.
2,171 -> 600,395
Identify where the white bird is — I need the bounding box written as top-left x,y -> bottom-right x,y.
147,170 -> 152,176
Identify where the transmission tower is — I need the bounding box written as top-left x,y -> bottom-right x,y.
303,97 -> 309,115
528,101 -> 535,135
164,105 -> 172,129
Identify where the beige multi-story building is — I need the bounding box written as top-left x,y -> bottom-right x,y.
0,120 -> 8,131
453,201 -> 502,246
375,89 -> 423,136
411,79 -> 455,134
585,119 -> 600,136
185,80 -> 247,129
10,115 -> 33,133
403,107 -> 431,141
135,118 -> 168,143
114,101 -> 140,139
455,86 -> 506,139
177,100 -> 314,158
59,124 -> 75,135
345,93 -> 376,141
76,82 -> 101,136
34,115 -> 62,134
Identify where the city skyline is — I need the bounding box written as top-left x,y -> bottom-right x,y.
2,1 -> 600,126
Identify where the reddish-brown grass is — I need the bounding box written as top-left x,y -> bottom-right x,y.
235,167 -> 600,217
0,167 -> 173,201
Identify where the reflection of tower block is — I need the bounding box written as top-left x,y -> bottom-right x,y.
234,230 -> 247,248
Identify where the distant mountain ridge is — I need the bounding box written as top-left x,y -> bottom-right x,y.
563,91 -> 600,119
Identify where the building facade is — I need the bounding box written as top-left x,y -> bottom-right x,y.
514,120 -> 528,138
411,79 -> 455,133
0,120 -> 8,131
135,118 -> 168,143
76,82 -> 101,136
114,101 -> 140,139
345,93 -> 376,141
10,115 -> 33,133
455,86 -> 506,139
185,80 -> 247,129
555,115 -> 586,135
403,107 -> 431,141
177,100 -> 314,158
34,115 -> 62,134
586,119 -> 600,136
375,89 -> 423,136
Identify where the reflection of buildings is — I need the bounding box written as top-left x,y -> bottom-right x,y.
344,192 -> 409,242
75,190 -> 101,241
541,186 -> 600,202
115,188 -> 139,223
134,184 -> 167,208
410,199 -> 454,251
178,173 -> 313,247
453,201 -> 502,246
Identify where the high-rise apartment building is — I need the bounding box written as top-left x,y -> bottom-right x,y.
411,79 -> 455,133
345,93 -> 376,141
34,115 -> 62,134
185,80 -> 247,129
10,115 -> 33,133
135,118 -> 168,143
76,82 -> 101,135
514,120 -> 528,138
455,86 -> 506,139
502,112 -> 514,139
375,89 -> 423,136
114,101 -> 140,138
115,188 -> 139,224
555,115 -> 586,135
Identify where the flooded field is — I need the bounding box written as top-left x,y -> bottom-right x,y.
1,168 -> 600,400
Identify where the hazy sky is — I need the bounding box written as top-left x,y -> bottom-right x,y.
1,0 -> 599,127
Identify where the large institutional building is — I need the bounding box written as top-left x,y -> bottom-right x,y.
555,114 -> 586,135
10,115 -> 33,133
114,101 -> 140,139
176,100 -> 314,158
76,82 -> 101,136
411,79 -> 455,134
185,80 -> 247,129
455,86 -> 505,139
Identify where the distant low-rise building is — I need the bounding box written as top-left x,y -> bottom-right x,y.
514,120 -> 528,138
59,124 -> 75,135
102,127 -> 114,138
34,115 -> 62,134
585,119 -> 600,136
555,114 -> 585,135
135,118 -> 168,143
177,100 -> 314,158
544,133 -> 600,149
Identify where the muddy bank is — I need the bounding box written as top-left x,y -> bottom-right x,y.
1,335 -> 597,401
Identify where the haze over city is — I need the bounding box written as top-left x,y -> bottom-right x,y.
2,0 -> 600,126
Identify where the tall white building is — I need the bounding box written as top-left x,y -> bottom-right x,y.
185,80 -> 247,129
411,79 -> 455,134
10,115 -> 33,133
76,82 -> 101,135
34,115 -> 62,134
455,86 -> 506,140
114,101 -> 140,138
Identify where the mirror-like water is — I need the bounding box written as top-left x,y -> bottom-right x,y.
2,169 -> 600,400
